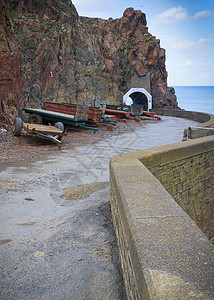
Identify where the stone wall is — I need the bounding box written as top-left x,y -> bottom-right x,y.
110,135 -> 214,299
141,138 -> 214,239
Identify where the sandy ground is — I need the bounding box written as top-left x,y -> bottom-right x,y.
0,117 -> 199,300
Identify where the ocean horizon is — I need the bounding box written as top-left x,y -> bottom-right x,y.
173,86 -> 214,115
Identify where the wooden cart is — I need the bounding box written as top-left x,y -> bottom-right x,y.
22,107 -> 99,133
13,117 -> 64,147
44,102 -> 116,130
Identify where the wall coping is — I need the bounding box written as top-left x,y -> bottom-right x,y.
110,135 -> 214,299
152,109 -> 214,140
153,109 -> 214,126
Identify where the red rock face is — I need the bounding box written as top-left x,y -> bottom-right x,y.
5,1 -> 177,114
0,0 -> 22,128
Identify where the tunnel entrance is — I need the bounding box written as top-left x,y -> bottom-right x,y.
123,88 -> 152,111
129,92 -> 148,111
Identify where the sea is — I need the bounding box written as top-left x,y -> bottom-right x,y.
173,86 -> 214,115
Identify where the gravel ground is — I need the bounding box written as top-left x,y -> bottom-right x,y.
0,121 -> 141,170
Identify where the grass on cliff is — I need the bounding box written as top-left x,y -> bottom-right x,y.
10,11 -> 22,19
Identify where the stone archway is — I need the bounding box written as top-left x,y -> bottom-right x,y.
123,88 -> 152,111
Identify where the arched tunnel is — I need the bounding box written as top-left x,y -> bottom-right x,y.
129,92 -> 148,111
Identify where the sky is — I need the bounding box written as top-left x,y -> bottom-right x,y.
71,0 -> 214,86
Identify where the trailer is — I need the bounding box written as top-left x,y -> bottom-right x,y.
43,102 -> 116,130
105,104 -> 145,121
105,104 -> 161,120
22,107 -> 99,133
42,102 -> 89,121
13,117 -> 64,147
140,111 -> 161,120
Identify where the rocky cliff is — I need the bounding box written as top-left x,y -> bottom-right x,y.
1,0 -> 178,127
0,0 -> 22,128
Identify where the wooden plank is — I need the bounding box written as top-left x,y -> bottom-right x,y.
105,109 -> 131,116
23,123 -> 63,134
23,108 -> 75,120
88,108 -> 103,124
44,102 -> 76,115
75,105 -> 89,120
43,102 -> 89,121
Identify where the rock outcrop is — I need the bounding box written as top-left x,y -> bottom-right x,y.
1,0 -> 178,127
0,0 -> 22,128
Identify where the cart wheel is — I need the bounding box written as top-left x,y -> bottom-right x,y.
55,122 -> 64,131
55,122 -> 64,141
28,114 -> 42,124
13,118 -> 22,136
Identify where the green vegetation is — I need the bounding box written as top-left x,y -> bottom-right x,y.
31,28 -> 40,32
10,11 -> 22,19
29,93 -> 34,99
14,30 -> 23,35
14,30 -> 28,38
75,70 -> 95,77
28,44 -> 37,49
18,110 -> 28,121
14,30 -> 26,38
44,48 -> 52,55
10,11 -> 68,63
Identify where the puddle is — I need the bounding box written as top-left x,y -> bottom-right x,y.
17,221 -> 36,226
62,182 -> 109,201
0,239 -> 12,245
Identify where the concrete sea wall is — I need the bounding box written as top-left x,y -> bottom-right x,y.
153,109 -> 214,140
110,135 -> 214,299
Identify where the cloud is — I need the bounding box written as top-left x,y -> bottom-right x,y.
158,6 -> 188,23
184,60 -> 193,66
193,10 -> 213,20
169,38 -> 214,52
197,38 -> 214,45
157,6 -> 213,23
